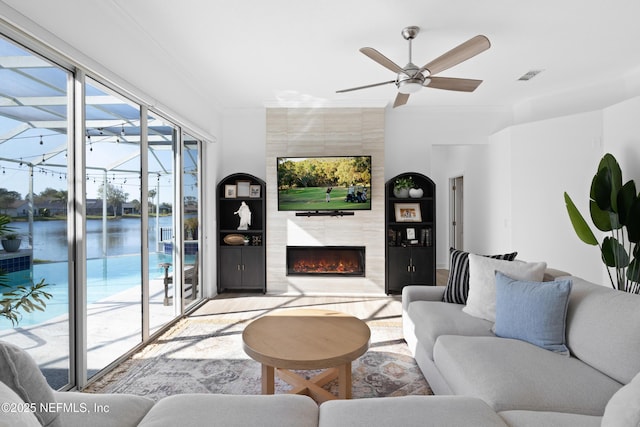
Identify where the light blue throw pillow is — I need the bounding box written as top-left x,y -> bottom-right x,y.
494,271 -> 572,355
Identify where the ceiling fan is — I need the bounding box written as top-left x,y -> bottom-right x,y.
336,26 -> 491,108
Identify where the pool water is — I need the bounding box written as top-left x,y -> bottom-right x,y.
2,252 -> 187,327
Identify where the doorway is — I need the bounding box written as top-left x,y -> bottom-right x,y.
449,176 -> 464,250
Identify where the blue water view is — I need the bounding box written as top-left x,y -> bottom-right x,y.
2,216 -> 187,327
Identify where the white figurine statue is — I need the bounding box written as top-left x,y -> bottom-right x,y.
234,201 -> 252,230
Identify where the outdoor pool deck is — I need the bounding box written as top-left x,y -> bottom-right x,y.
0,276 -> 181,388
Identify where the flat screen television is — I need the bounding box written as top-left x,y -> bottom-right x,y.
277,155 -> 372,211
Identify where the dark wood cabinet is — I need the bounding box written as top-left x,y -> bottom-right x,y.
217,173 -> 266,293
219,246 -> 265,290
385,172 -> 436,294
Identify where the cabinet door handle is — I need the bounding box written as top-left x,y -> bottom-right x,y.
237,265 -> 241,271
407,265 -> 411,272
242,264 -> 246,271
413,265 -> 416,272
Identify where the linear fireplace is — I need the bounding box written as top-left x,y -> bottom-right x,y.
286,246 -> 365,276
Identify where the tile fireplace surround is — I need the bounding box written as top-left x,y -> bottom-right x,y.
265,107 -> 385,295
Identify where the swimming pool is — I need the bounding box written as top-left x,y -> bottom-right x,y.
2,252 -> 187,327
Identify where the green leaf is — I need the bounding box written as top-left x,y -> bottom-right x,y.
564,193 -> 598,245
626,197 -> 640,244
591,167 -> 613,211
627,257 -> 640,284
590,200 -> 615,231
617,180 -> 637,226
601,236 -> 629,268
598,153 -> 623,211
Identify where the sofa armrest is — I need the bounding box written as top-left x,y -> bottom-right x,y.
53,391 -> 154,427
543,268 -> 571,281
402,285 -> 445,312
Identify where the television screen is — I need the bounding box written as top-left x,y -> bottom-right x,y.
277,156 -> 372,211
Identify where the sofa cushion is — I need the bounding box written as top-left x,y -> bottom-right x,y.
498,410 -> 601,427
463,255 -> 546,322
319,395 -> 509,427
442,248 -> 518,304
138,394 -> 318,427
433,335 -> 621,415
565,277 -> 640,384
494,272 -> 572,355
407,300 -> 494,361
54,391 -> 154,427
602,371 -> 640,427
0,380 -> 41,427
0,341 -> 61,427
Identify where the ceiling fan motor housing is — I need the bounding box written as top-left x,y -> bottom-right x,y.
396,63 -> 426,94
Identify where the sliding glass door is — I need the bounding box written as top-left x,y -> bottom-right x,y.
0,30 -> 206,389
84,79 -> 143,377
0,35 -> 72,389
147,113 -> 179,334
182,133 -> 201,310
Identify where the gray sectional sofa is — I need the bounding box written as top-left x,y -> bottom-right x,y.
2,269 -> 640,426
402,272 -> 640,426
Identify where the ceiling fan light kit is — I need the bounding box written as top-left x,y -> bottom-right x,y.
337,26 -> 491,107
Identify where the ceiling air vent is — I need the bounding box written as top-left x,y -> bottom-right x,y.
518,69 -> 544,81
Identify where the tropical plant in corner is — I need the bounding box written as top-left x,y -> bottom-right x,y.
564,153 -> 640,293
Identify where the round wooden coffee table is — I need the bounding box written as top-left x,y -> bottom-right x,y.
242,308 -> 370,403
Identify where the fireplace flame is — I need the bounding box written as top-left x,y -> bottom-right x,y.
287,246 -> 365,276
292,258 -> 361,274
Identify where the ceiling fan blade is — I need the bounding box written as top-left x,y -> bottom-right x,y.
360,47 -> 405,74
393,93 -> 410,108
425,76 -> 483,92
336,80 -> 395,93
420,35 -> 490,76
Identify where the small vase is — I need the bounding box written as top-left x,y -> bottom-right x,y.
409,188 -> 424,198
393,188 -> 409,198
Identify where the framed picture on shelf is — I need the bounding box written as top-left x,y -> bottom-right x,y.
249,184 -> 261,198
224,184 -> 237,198
236,181 -> 251,197
394,203 -> 422,222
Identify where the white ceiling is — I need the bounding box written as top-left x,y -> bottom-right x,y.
3,0 -> 640,132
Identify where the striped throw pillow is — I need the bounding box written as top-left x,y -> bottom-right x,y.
442,248 -> 518,304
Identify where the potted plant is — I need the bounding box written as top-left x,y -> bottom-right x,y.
564,153 -> 640,294
0,215 -> 21,252
393,176 -> 414,198
1,233 -> 21,252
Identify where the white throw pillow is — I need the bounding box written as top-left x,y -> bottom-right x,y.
462,254 -> 546,322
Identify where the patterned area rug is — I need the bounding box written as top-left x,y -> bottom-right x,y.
86,316 -> 432,401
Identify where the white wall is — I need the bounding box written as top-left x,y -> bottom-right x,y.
220,108 -> 267,180
508,111 -> 604,280
603,97 -> 640,185
438,97 -> 640,285
384,106 -> 512,180
219,96 -> 640,288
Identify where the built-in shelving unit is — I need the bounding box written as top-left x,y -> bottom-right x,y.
385,172 -> 436,294
216,173 -> 266,293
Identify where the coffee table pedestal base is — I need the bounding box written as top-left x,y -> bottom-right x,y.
261,363 -> 352,403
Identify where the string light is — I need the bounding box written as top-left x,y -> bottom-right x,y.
39,135 -> 43,145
